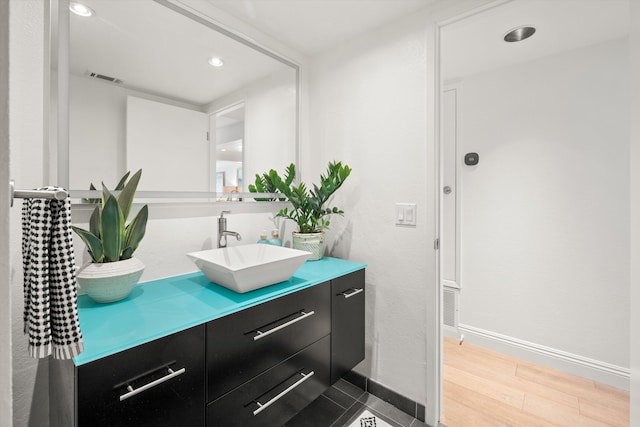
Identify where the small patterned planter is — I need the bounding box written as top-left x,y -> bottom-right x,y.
292,231 -> 325,260
76,258 -> 144,303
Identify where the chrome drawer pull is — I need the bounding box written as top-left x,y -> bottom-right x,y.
253,311 -> 315,341
119,367 -> 186,402
341,288 -> 363,299
253,371 -> 315,416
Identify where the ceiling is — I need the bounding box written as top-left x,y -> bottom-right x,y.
69,0 -> 293,106
206,0 -> 630,78
69,0 -> 631,106
204,0 -> 438,56
437,0 -> 628,80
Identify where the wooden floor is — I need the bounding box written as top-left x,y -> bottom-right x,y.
442,337 -> 629,427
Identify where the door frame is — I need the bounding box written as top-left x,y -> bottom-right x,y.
433,1 -> 512,423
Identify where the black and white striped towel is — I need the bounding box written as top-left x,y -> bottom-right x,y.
21,187 -> 84,359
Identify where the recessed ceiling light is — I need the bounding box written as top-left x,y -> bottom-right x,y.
504,26 -> 536,43
69,2 -> 95,17
208,57 -> 224,67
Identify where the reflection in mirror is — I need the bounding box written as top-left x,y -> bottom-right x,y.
215,103 -> 244,193
63,0 -> 298,196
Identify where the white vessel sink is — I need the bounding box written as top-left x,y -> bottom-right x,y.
187,244 -> 312,293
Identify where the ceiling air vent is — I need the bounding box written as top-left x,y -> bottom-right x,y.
87,71 -> 123,84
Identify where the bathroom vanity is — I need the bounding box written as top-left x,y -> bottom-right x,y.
51,257 -> 366,427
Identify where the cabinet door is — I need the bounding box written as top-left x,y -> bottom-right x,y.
77,325 -> 205,427
206,336 -> 330,427
331,269 -> 366,384
206,282 -> 330,402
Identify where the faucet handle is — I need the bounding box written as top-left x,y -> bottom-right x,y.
220,210 -> 231,218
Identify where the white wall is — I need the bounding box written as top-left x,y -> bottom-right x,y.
17,0 -> 634,426
69,68 -> 296,193
630,0 -> 640,423
126,96 -> 210,192
9,1 -> 51,425
1,0 -> 12,424
8,1 -> 307,426
308,9 -> 435,405
457,39 -> 630,379
306,2 -> 494,420
68,75 -> 204,190
244,70 -> 298,187
206,68 -> 297,190
69,75 -> 128,189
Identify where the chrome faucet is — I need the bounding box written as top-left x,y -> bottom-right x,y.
218,210 -> 241,248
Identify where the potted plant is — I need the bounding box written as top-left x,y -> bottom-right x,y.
72,170 -> 149,303
247,164 -> 294,202
254,161 -> 351,260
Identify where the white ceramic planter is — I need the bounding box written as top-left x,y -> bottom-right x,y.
292,231 -> 325,260
76,257 -> 145,303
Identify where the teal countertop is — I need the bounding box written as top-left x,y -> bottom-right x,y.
73,257 -> 366,366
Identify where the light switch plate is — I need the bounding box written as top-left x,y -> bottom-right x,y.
396,203 -> 417,226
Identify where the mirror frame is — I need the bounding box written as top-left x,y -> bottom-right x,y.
49,0 -> 300,201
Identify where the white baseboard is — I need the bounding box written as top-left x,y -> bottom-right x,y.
457,323 -> 630,391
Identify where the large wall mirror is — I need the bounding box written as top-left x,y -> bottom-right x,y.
55,0 -> 299,199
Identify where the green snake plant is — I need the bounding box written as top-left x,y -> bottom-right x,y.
256,162 -> 352,234
72,170 -> 149,263
83,171 -> 131,204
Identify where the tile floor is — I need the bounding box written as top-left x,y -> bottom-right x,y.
285,379 -> 428,427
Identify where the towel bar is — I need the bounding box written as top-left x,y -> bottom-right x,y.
10,180 -> 68,207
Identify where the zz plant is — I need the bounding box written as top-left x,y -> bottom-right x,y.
248,163 -> 295,201
72,170 -> 149,263
253,161 -> 352,233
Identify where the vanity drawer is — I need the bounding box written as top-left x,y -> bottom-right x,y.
331,269 -> 366,383
206,281 -> 330,402
77,325 -> 205,427
206,335 -> 330,427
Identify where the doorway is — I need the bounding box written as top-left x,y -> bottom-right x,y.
212,102 -> 245,194
438,0 -> 631,425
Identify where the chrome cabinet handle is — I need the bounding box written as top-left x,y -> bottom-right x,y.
119,367 -> 186,401
253,371 -> 315,416
341,288 -> 363,299
253,311 -> 315,341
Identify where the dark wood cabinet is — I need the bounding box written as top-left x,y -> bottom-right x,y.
206,336 -> 331,427
330,269 -> 366,384
206,282 -> 330,402
76,325 -> 205,426
58,266 -> 365,427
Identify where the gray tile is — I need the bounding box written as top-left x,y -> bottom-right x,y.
362,406 -> 407,427
409,419 -> 429,427
357,393 -> 415,427
333,401 -> 406,427
416,403 -> 425,422
331,401 -> 367,426
342,370 -> 367,390
285,395 -> 345,427
333,379 -> 366,400
323,385 -> 357,409
367,379 -> 416,419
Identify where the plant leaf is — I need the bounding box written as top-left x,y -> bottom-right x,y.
101,183 -> 111,207
89,205 -> 101,238
114,171 -> 131,191
71,226 -> 104,263
123,205 -> 148,259
101,193 -> 125,262
284,163 -> 296,186
249,173 -> 270,201
117,169 -> 142,222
